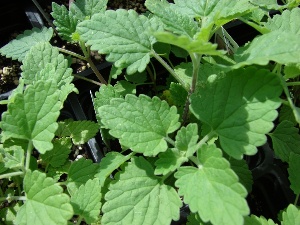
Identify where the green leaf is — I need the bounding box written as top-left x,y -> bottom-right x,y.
284,63 -> 300,79
282,204 -> 300,225
228,158 -> 253,193
244,214 -> 278,225
288,152 -> 300,195
114,80 -> 136,95
70,0 -> 108,20
155,148 -> 188,175
51,3 -> 78,42
2,145 -> 24,170
40,138 -> 72,168
279,104 -> 298,126
15,170 -> 73,225
67,158 -> 99,195
102,156 -> 182,225
154,32 -> 224,55
190,67 -> 282,159
21,42 -> 74,88
174,144 -> 249,225
1,81 -> 62,154
77,9 -> 158,74
71,178 -> 102,224
0,202 -> 22,225
233,31 -> 300,69
98,94 -> 180,156
269,120 -> 300,162
56,119 -> 99,145
95,151 -> 130,187
0,27 -> 53,62
175,123 -> 199,157
171,0 -> 256,28
264,8 -> 300,34
187,212 -> 209,225
250,0 -> 286,10
145,0 -> 199,37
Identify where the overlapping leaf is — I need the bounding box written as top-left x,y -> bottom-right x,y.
102,156 -> 182,225
269,120 -> 300,162
67,158 -> 99,195
264,8 -> 300,34
145,0 -> 199,37
52,0 -> 108,41
0,27 -> 53,62
15,170 -> 73,225
98,94 -> 180,156
56,119 -> 99,145
282,204 -> 300,225
77,9 -> 159,74
170,0 -> 256,27
244,215 -> 277,225
71,178 -> 102,224
95,151 -> 131,186
190,67 -> 282,159
1,81 -> 62,153
21,42 -> 73,87
233,31 -> 300,69
1,146 -> 24,170
288,152 -> 300,195
175,144 -> 249,225
40,138 -> 72,168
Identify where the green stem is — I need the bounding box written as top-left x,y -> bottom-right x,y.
196,131 -> 216,149
0,171 -> 24,180
151,50 -> 189,91
287,82 -> 300,86
294,194 -> 299,205
58,47 -> 86,61
0,195 -> 26,203
25,141 -> 33,171
75,216 -> 83,225
73,74 -> 102,86
190,53 -> 202,94
79,42 -> 108,85
164,136 -> 176,147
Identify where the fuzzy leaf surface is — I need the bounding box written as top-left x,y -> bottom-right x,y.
51,3 -> 79,42
71,178 -> 102,224
175,144 -> 249,225
67,158 -> 99,195
1,81 -> 61,153
40,138 -> 72,168
233,31 -> 300,68
269,120 -> 300,162
56,119 -> 99,144
0,27 -> 53,62
95,151 -> 130,186
2,146 -> 24,170
77,9 -> 158,74
288,152 -> 300,195
102,156 -> 182,225
145,0 -> 199,37
21,42 -> 73,88
282,204 -> 300,225
244,215 -> 277,225
264,8 -> 300,34
98,94 -> 180,156
15,170 -> 73,225
190,67 -> 282,159
171,0 -> 255,27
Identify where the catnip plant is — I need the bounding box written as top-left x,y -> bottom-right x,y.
1,0 -> 300,224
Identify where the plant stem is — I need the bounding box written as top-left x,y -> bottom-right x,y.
57,47 -> 86,61
0,195 -> 26,203
0,171 -> 24,180
294,194 -> 299,205
72,74 -> 102,86
196,131 -> 216,149
79,42 -> 108,85
151,50 -> 189,91
287,82 -> 300,86
75,216 -> 83,225
164,136 -> 176,146
25,141 -> 33,171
